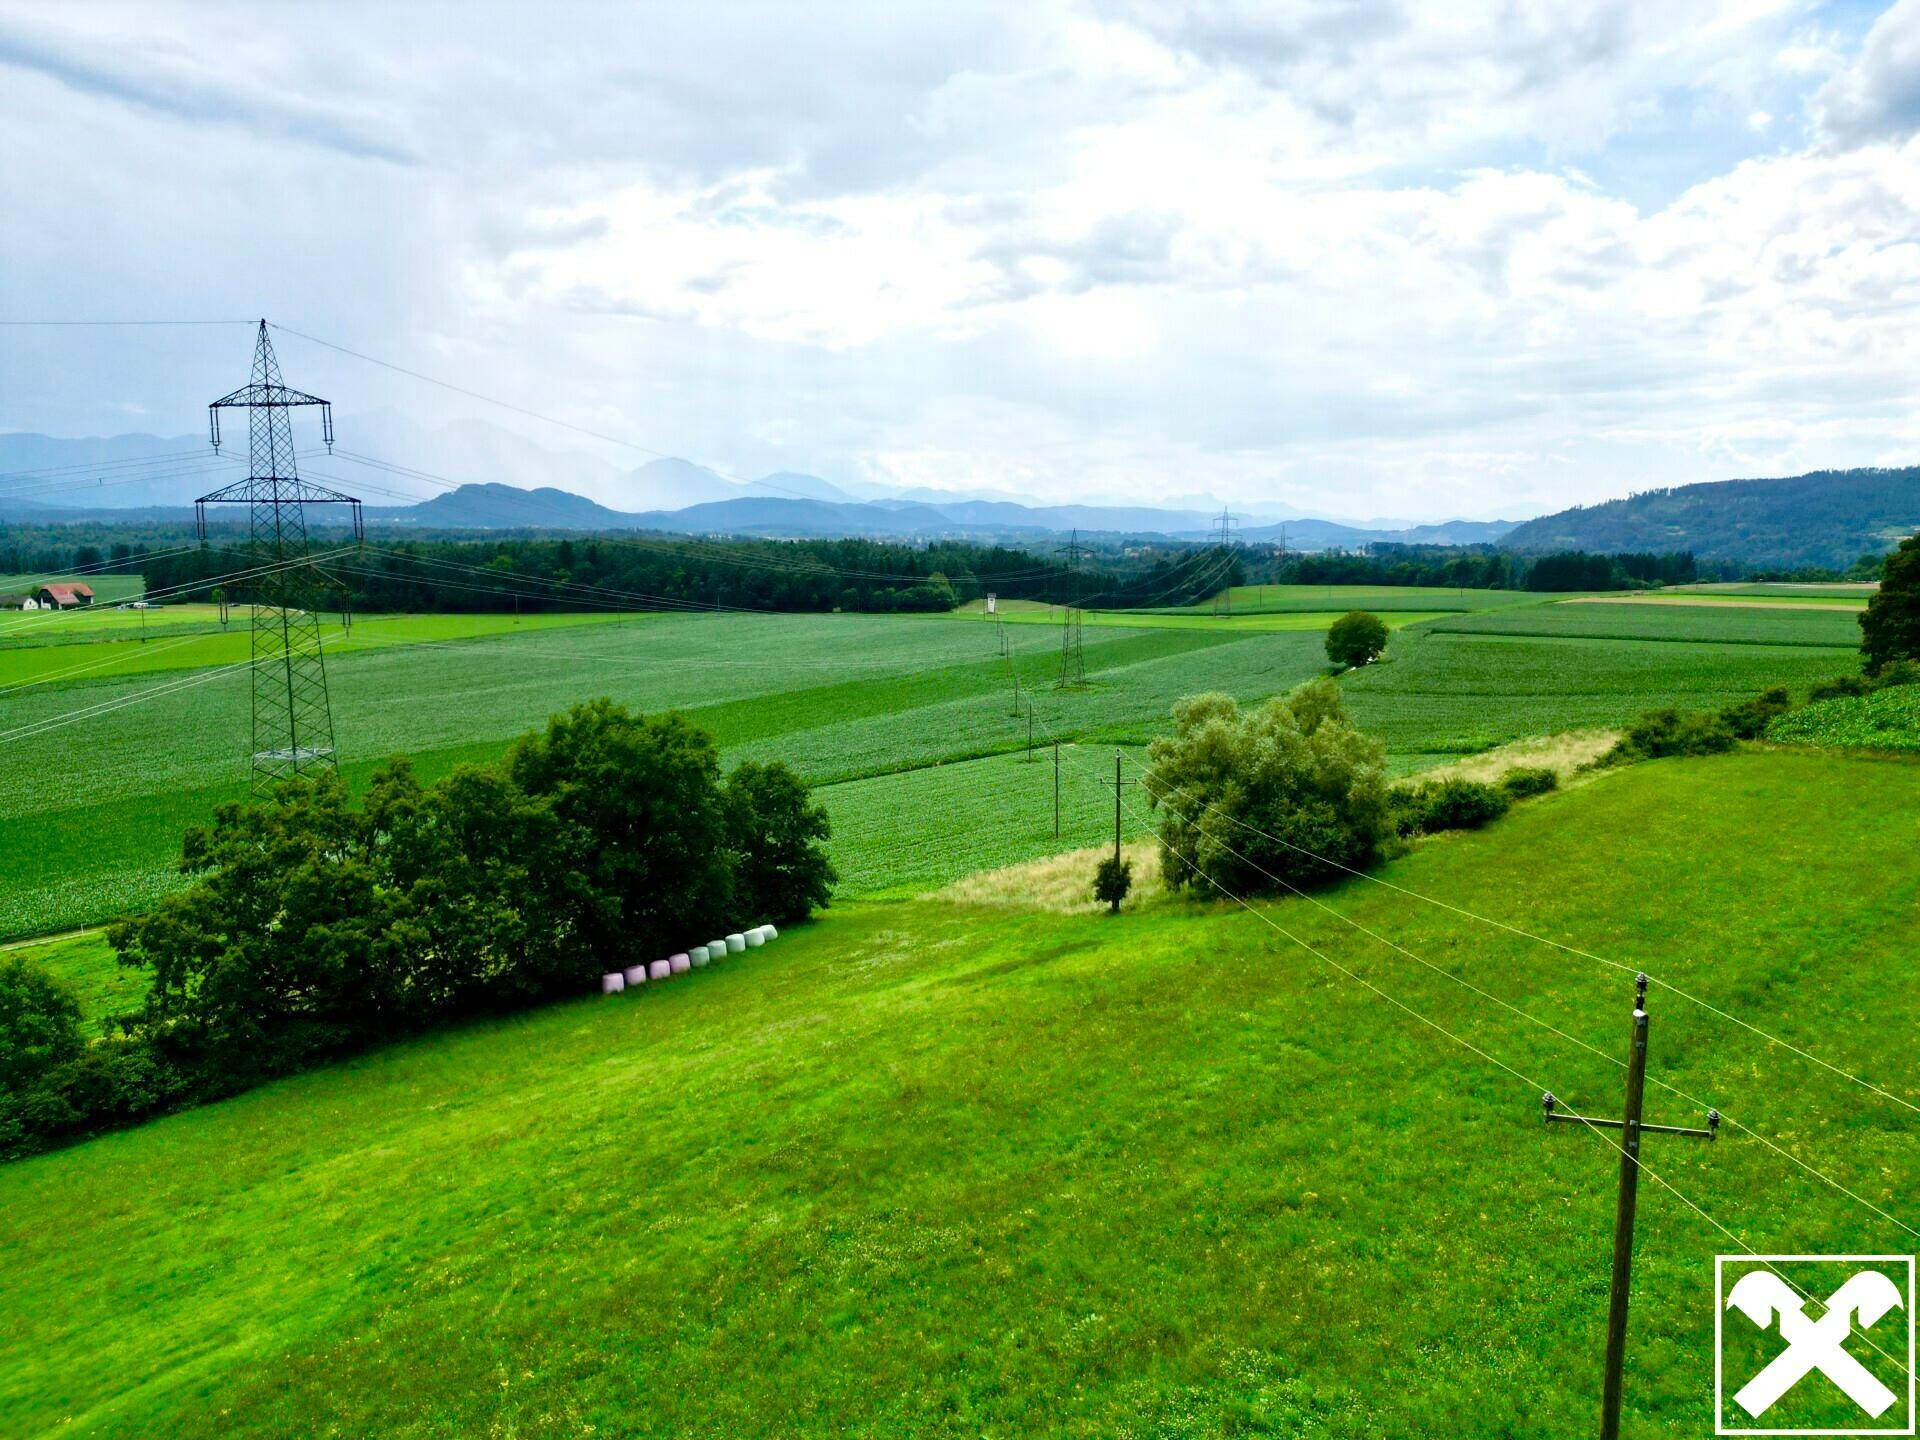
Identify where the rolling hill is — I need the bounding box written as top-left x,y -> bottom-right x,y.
4,750 -> 1913,1436
1501,466 -> 1920,568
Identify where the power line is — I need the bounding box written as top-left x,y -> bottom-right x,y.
1121,751 -> 1920,1123
0,319 -> 255,327
1027,704 -> 1913,1386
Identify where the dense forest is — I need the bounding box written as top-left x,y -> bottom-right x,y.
1501,466 -> 1920,569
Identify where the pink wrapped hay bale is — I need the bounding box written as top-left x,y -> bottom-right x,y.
670,953 -> 692,975
622,964 -> 647,987
600,972 -> 625,995
649,959 -> 671,981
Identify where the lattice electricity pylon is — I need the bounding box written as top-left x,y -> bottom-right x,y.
1210,508 -> 1239,615
1054,606 -> 1086,688
198,321 -> 362,792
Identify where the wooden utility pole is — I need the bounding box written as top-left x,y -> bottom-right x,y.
1541,974 -> 1719,1440
1053,740 -> 1060,837
1097,751 -> 1139,863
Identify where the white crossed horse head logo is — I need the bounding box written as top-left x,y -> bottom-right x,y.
1726,1269 -> 1906,1420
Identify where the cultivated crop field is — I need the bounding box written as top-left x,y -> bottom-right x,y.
1155,582 -> 1543,614
5,752 -> 1915,1437
951,596 -> 1452,631
0,586 -> 1868,939
1767,682 -> 1920,752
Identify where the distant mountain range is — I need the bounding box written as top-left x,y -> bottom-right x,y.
1503,467 -> 1920,569
0,426 -> 1509,548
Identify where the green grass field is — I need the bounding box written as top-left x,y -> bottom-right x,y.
5,751 -> 1915,1437
0,588 -> 1866,940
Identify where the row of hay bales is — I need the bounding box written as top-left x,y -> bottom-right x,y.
600,924 -> 779,994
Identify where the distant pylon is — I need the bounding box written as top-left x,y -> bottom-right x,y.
198,321 -> 362,792
1211,507 -> 1239,616
1055,606 -> 1085,688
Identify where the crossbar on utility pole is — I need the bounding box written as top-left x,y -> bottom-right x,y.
1541,973 -> 1719,1440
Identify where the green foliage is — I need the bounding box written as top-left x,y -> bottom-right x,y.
725,760 -> 837,925
1604,707 -> 1737,764
1717,685 -> 1791,740
509,699 -> 735,978
1808,673 -> 1870,701
0,956 -> 83,1094
1767,682 -> 1920,752
1860,533 -> 1920,673
1388,777 -> 1511,837
1145,680 -> 1390,895
1092,854 -> 1132,913
1499,765 -> 1558,799
1324,610 -> 1388,669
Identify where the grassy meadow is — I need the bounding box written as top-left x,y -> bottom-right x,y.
4,751 -> 1916,1438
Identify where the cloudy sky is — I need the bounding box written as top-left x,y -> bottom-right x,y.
3,0 -> 1919,520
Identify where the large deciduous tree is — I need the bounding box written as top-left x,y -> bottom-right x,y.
1860,534 -> 1920,674
724,760 -> 836,925
1145,679 -> 1391,897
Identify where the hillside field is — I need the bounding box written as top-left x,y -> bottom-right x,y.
0,590 -> 1863,938
4,751 -> 1916,1437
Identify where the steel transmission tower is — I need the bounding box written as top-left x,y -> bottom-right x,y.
199,321 -> 362,791
1210,507 -> 1239,615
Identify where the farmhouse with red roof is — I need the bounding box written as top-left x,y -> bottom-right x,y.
32,583 -> 93,610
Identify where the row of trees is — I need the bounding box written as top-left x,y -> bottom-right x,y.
1236,544 -> 1700,593
136,533 -> 1079,616
0,701 -> 834,1155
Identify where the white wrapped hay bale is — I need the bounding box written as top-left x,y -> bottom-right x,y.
600,972 -> 625,995
725,932 -> 745,953
707,939 -> 727,959
649,959 -> 671,981
760,924 -> 778,941
670,953 -> 692,974
744,928 -> 765,948
691,946 -> 710,968
622,964 -> 646,987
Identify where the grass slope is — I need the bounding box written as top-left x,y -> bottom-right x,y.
4,750 -> 1917,1438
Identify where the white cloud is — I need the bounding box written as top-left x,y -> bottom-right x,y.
0,0 -> 1916,521
1814,0 -> 1920,144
